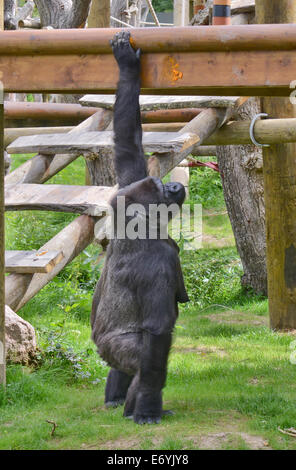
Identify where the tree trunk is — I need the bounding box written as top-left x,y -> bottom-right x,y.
216,98 -> 267,295
34,0 -> 92,29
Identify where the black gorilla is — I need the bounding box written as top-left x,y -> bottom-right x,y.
91,31 -> 189,424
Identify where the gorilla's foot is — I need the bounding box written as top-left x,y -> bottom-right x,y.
105,399 -> 125,408
133,414 -> 161,425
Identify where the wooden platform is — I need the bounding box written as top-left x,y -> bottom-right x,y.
7,131 -> 199,155
80,95 -> 242,111
5,250 -> 64,274
5,184 -> 114,216
1,26 -> 296,95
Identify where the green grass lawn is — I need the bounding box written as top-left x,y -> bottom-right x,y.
1,156 -> 296,450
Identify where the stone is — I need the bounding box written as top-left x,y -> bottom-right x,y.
5,305 -> 37,364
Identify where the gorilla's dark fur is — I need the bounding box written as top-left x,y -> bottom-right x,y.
91,31 -> 189,424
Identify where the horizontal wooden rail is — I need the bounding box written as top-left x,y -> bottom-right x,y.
4,101 -> 98,122
2,25 -> 296,54
1,26 -> 296,95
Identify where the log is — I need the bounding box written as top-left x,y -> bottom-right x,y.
5,108 -> 112,185
5,215 -> 95,312
203,118 -> 296,145
1,26 -> 296,95
80,95 -> 243,110
88,0 -> 110,28
5,183 -> 113,216
4,126 -> 73,147
141,108 -> 202,123
4,101 -> 99,126
5,250 -> 64,274
150,104 -> 246,177
191,145 -> 216,156
16,1 -> 34,26
7,131 -> 199,156
19,18 -> 41,29
142,123 -> 184,132
256,0 -> 296,330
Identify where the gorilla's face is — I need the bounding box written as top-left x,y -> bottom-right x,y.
114,176 -> 186,209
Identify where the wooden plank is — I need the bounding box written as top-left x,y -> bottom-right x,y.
4,127 -> 73,147
5,250 -> 64,274
5,215 -> 95,312
5,184 -> 114,216
0,26 -> 296,95
256,0 -> 296,330
80,95 -> 242,110
7,131 -> 200,155
5,109 -> 112,185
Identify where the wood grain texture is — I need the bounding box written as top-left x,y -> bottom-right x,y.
1,26 -> 296,94
7,131 -> 200,155
5,250 -> 64,274
4,126 -> 73,147
256,0 -> 296,330
5,183 -> 114,216
5,109 -> 113,185
80,95 -> 242,110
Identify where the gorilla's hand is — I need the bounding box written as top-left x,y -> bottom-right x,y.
110,31 -> 141,73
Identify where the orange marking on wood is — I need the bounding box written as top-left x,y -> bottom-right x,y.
168,57 -> 183,83
36,251 -> 48,256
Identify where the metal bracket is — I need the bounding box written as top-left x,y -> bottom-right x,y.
249,113 -> 270,148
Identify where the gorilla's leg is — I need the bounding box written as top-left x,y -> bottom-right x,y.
133,332 -> 172,424
123,374 -> 139,418
105,368 -> 133,408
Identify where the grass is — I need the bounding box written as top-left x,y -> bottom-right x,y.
1,154 -> 296,450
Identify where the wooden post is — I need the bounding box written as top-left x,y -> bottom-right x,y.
0,0 -> 5,385
174,0 -> 190,26
88,0 -> 110,28
256,0 -> 296,330
212,0 -> 231,25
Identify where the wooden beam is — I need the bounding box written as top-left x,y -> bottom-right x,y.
0,0 -> 5,385
5,108 -> 112,185
80,95 -> 243,110
4,126 -> 73,147
141,108 -> 202,123
4,101 -> 98,125
5,250 -> 64,274
5,183 -> 113,215
88,0 -> 110,28
5,215 -> 95,312
1,26 -> 296,95
256,1 -> 296,330
7,131 -> 200,156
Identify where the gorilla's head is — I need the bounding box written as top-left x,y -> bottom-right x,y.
112,176 -> 186,211
110,177 -> 185,239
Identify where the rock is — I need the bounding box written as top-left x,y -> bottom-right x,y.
5,305 -> 37,364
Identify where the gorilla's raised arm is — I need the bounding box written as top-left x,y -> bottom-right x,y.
110,31 -> 148,188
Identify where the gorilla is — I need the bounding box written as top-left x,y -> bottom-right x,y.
91,31 -> 189,424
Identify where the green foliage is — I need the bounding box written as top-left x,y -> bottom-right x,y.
5,152 -> 294,450
153,0 -> 174,12
188,164 -> 225,210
